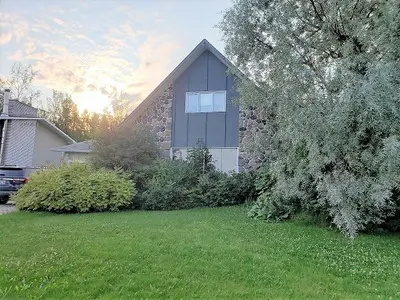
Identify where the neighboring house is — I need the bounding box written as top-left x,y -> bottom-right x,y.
123,39 -> 262,172
0,89 -> 75,174
51,140 -> 93,163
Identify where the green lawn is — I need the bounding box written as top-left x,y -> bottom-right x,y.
0,206 -> 399,299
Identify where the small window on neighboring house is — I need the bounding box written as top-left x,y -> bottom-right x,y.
185,91 -> 226,113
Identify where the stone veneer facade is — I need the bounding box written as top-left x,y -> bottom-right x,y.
134,85 -> 174,153
133,84 -> 262,171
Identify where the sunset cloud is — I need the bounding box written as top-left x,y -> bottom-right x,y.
53,18 -> 65,26
0,12 -> 29,45
8,50 -> 23,61
0,33 -> 12,45
0,0 -> 229,113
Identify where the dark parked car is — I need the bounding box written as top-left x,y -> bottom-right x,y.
0,166 -> 28,204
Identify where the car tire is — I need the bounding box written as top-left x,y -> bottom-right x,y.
0,196 -> 9,205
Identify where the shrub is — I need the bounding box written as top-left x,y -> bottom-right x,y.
139,159 -> 199,210
137,155 -> 256,210
14,163 -> 135,213
91,124 -> 161,171
197,171 -> 256,207
186,143 -> 215,174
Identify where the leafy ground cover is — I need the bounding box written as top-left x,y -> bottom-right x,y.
0,206 -> 399,299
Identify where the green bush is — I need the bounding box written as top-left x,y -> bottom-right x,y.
197,171 -> 256,207
137,154 -> 256,210
14,163 -> 135,213
186,143 -> 215,174
139,159 -> 199,210
249,165 -> 299,221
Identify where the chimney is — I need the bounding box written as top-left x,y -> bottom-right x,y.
1,89 -> 10,117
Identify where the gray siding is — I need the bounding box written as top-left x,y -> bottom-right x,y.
31,122 -> 68,168
172,50 -> 239,148
3,119 -> 37,166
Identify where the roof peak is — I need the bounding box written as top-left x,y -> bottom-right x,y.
122,39 -> 237,125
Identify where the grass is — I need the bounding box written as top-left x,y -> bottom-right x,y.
0,206 -> 399,299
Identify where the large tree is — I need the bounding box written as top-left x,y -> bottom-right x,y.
220,0 -> 400,236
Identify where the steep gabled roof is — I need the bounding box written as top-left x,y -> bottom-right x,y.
122,39 -> 242,125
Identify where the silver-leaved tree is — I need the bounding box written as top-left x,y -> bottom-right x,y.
219,0 -> 400,237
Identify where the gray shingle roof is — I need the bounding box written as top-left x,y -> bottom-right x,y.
50,140 -> 93,153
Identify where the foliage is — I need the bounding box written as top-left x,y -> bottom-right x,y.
220,0 -> 400,237
91,124 -> 161,172
196,171 -> 256,207
0,62 -> 42,106
46,90 -> 122,141
186,142 -> 215,174
248,166 -> 299,221
138,147 -> 256,210
1,207 -> 400,299
13,163 -> 135,213
139,159 -> 199,210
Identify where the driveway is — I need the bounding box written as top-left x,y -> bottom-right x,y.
0,203 -> 16,214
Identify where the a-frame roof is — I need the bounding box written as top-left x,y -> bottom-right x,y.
122,39 -> 240,125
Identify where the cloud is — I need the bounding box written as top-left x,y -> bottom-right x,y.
0,34 -> 12,45
126,34 -> 180,100
120,22 -> 139,39
0,12 -> 29,44
53,18 -> 64,26
24,39 -> 36,55
31,20 -> 55,34
0,3 -> 179,113
76,34 -> 95,44
8,50 -> 23,61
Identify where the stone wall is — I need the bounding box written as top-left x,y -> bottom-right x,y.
238,106 -> 265,171
132,83 -> 264,171
135,85 -> 173,151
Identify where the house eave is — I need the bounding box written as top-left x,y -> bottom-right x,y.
0,116 -> 75,144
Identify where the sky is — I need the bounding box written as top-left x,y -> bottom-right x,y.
0,0 -> 231,113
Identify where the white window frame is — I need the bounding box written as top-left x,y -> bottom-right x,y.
185,91 -> 227,113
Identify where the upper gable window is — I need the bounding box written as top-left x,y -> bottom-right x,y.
185,91 -> 226,113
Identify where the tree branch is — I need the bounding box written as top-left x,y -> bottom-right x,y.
309,0 -> 324,21
350,0 -> 360,20
255,37 -> 273,52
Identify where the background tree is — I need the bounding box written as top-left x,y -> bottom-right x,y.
0,63 -> 128,142
109,88 -> 136,122
5,63 -> 42,105
220,0 -> 400,236
47,90 -> 122,141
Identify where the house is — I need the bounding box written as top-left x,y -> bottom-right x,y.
0,89 -> 75,174
50,140 -> 93,163
123,39 -> 261,172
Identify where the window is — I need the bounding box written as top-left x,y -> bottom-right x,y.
185,91 -> 226,113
